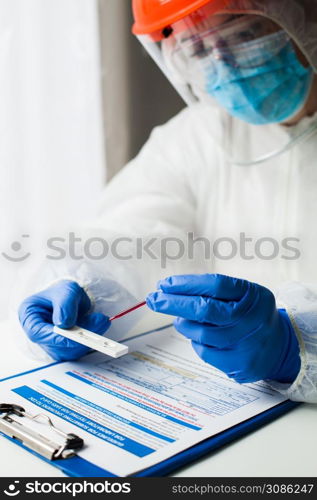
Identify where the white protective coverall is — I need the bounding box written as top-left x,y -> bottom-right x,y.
18,0 -> 317,404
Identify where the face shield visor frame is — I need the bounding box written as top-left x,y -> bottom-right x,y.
135,1 -> 317,166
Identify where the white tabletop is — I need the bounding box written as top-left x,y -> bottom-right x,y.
1,319 -> 316,477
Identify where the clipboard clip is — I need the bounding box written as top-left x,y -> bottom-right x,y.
0,403 -> 84,461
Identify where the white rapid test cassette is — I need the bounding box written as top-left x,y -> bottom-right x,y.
53,326 -> 129,358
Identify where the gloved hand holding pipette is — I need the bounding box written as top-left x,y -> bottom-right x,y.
146,274 -> 301,384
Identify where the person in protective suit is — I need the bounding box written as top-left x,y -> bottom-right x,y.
19,0 -> 317,403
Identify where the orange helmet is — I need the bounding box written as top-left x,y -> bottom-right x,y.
132,0 -> 226,39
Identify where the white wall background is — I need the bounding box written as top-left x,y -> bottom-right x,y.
0,0 -> 106,319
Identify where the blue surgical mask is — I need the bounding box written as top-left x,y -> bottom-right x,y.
205,30 -> 314,125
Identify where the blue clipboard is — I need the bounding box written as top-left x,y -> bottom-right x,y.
0,326 -> 300,478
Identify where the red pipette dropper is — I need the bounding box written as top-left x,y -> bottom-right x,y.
109,301 -> 147,321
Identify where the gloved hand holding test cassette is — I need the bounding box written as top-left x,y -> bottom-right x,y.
54,301 -> 147,358
19,280 -> 146,361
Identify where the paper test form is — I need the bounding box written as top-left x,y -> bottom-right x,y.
1,326 -> 288,477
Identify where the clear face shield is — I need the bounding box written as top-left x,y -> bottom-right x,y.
136,4 -> 317,165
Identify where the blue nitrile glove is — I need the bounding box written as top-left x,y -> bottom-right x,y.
146,274 -> 301,384
19,280 -> 110,361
